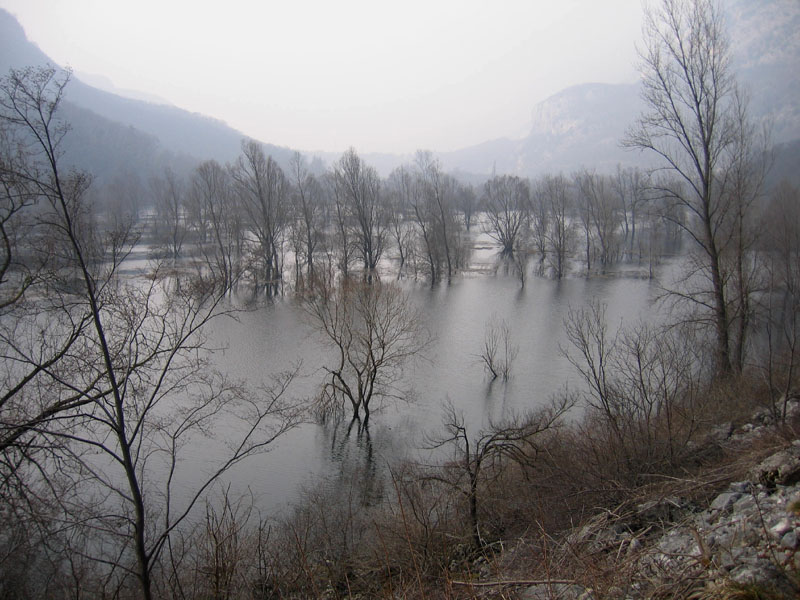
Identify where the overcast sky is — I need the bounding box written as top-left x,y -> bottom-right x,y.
0,0 -> 644,154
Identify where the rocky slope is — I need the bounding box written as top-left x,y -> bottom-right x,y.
458,404 -> 800,600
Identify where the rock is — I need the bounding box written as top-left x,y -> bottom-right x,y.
752,409 -> 773,426
635,496 -> 685,525
709,422 -> 733,441
729,481 -> 751,494
749,446 -> 800,487
770,518 -> 792,539
710,492 -> 741,512
627,537 -> 642,554
780,530 -> 798,549
732,494 -> 755,512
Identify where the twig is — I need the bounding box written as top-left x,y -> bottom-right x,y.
449,578 -> 576,587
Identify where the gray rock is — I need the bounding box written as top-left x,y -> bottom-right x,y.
749,446 -> 800,487
635,496 -> 685,525
729,481 -> 751,494
770,518 -> 793,539
781,530 -> 798,549
710,422 -> 733,441
733,494 -> 755,512
710,492 -> 741,512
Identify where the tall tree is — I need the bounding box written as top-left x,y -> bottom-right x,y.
289,151 -> 323,282
413,151 -> 464,282
232,139 -> 288,296
333,148 -> 387,281
574,170 -> 623,269
624,0 -> 767,374
150,167 -> 187,260
482,175 -> 530,258
534,174 -> 574,279
386,165 -> 417,278
191,160 -> 242,293
0,66 -> 300,599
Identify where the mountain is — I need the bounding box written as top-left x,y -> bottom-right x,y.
728,0 -> 800,144
0,8 -> 295,181
440,83 -> 648,177
0,1 -> 797,184
74,70 -> 174,106
442,0 -> 800,179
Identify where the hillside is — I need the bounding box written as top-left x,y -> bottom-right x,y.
0,8 -> 295,181
441,0 -> 800,179
1,1 -> 797,183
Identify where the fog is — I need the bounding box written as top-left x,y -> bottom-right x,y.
0,0 -> 643,153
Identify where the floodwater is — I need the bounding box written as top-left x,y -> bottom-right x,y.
188,252 -> 671,516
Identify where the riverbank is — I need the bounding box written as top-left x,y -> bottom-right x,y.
434,403 -> 800,600
236,369 -> 799,600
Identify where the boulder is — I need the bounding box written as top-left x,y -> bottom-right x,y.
749,446 -> 800,487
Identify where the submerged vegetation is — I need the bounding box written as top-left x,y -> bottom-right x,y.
1,0 -> 799,598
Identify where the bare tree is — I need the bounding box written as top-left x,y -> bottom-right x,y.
529,183 -> 550,271
456,181 -> 477,232
232,139 -> 288,296
0,66 -> 302,599
304,279 -> 427,424
289,151 -> 323,283
534,174 -> 574,279
562,301 -> 709,477
412,151 -> 465,282
481,174 -> 530,258
333,148 -> 387,281
761,181 -> 800,422
150,167 -> 187,260
624,0 -> 768,374
428,399 -> 571,548
191,160 -> 243,293
613,165 -> 648,259
574,170 -> 623,269
386,166 -> 417,278
477,316 -> 517,380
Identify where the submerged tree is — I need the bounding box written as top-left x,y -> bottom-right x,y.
478,316 -> 518,380
412,151 -> 465,282
190,159 -> 243,292
304,279 -> 427,424
533,174 -> 574,279
333,148 -> 387,280
150,167 -> 187,260
232,139 -> 288,296
482,174 -> 530,258
289,151 -> 324,282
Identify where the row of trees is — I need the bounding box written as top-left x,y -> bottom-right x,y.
2,1 -> 799,597
149,147 -> 474,291
149,145 -> 690,293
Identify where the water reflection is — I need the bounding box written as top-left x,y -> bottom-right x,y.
198,265 -> 669,515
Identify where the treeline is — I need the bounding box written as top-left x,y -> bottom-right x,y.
3,0 -> 800,595
142,143 -> 687,295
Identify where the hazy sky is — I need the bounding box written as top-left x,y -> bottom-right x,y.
0,0 -> 644,153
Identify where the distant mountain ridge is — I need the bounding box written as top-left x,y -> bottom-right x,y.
0,1 -> 797,183
0,7 -> 295,180
439,83 -> 649,177
443,0 -> 800,179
